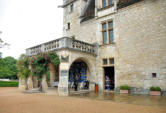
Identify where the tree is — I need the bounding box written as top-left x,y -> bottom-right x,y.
17,54 -> 30,90
0,56 -> 17,79
0,31 -> 10,58
0,31 -> 9,49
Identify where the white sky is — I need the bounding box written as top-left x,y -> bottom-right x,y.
0,0 -> 63,59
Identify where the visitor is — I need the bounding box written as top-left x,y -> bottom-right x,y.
74,74 -> 79,91
84,80 -> 89,89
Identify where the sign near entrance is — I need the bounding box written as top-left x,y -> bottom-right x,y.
60,70 -> 68,76
60,70 -> 68,86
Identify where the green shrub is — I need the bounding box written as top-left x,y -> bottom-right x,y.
0,81 -> 18,87
150,86 -> 161,91
120,85 -> 131,90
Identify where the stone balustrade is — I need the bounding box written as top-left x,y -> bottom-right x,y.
26,37 -> 98,56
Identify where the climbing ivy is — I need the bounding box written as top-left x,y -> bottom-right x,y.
30,52 -> 60,79
17,54 -> 30,79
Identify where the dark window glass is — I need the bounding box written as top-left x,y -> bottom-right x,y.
103,0 -> 107,7
152,73 -> 157,78
103,31 -> 107,44
71,4 -> 74,12
68,23 -> 70,29
109,21 -> 113,29
109,58 -> 114,64
102,23 -> 107,30
109,0 -> 113,5
103,59 -> 107,65
109,30 -> 114,43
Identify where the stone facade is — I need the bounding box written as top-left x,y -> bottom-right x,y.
22,0 -> 166,96
61,0 -> 166,94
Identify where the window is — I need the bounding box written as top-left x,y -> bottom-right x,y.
108,0 -> 113,6
103,59 -> 108,65
152,73 -> 157,78
103,58 -> 114,66
102,23 -> 107,44
67,22 -> 70,30
102,0 -> 107,8
70,4 -> 74,12
109,58 -> 114,64
102,0 -> 114,8
102,21 -> 114,44
108,21 -> 114,43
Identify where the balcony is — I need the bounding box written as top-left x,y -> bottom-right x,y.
26,37 -> 98,56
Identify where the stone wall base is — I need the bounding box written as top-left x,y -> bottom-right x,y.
115,87 -> 166,96
58,87 -> 68,96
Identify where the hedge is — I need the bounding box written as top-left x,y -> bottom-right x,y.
0,81 -> 18,87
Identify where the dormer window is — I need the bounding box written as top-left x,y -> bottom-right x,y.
102,0 -> 114,8
70,4 -> 74,12
109,0 -> 113,5
103,0 -> 107,7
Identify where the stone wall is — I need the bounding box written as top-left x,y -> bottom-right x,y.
114,0 -> 166,93
60,0 -> 166,94
63,0 -> 97,43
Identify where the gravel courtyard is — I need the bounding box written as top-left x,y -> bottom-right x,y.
0,87 -> 166,113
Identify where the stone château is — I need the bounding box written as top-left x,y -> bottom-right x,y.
19,0 -> 166,96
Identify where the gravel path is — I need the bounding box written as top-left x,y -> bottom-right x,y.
0,87 -> 165,113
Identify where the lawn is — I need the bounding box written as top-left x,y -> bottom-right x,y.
0,81 -> 18,87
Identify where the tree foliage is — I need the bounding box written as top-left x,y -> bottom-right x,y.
0,56 -> 17,79
16,54 -> 30,79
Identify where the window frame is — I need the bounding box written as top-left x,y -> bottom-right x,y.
102,0 -> 107,8
108,0 -> 113,6
70,4 -> 74,13
101,20 -> 114,45
109,58 -> 114,64
102,22 -> 108,44
108,21 -> 114,44
103,59 -> 108,65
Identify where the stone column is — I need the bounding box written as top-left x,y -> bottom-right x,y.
27,65 -> 33,89
49,63 -> 56,87
41,73 -> 48,92
32,76 -> 38,88
58,62 -> 69,96
27,75 -> 33,89
19,78 -> 28,90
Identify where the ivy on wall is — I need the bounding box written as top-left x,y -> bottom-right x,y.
30,52 -> 60,79
17,54 -> 30,79
17,52 -> 60,80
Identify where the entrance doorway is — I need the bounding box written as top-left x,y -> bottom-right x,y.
69,59 -> 90,91
104,67 -> 115,90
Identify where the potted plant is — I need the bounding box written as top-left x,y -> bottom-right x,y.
120,85 -> 131,94
150,86 -> 161,96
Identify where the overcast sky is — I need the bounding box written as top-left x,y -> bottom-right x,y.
0,0 -> 63,59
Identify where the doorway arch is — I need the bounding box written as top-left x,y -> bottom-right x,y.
68,58 -> 90,91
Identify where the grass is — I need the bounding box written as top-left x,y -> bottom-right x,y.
0,81 -> 18,87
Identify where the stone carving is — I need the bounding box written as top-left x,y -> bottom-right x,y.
61,55 -> 69,62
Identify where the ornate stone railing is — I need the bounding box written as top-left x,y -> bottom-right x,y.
26,37 -> 98,56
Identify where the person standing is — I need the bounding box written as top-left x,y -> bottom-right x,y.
74,74 -> 79,91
